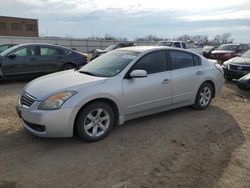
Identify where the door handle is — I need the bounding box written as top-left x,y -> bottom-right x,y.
161,79 -> 170,84
195,71 -> 203,76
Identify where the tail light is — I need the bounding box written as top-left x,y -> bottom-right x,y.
214,63 -> 223,73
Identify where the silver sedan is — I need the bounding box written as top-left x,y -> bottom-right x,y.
16,46 -> 224,142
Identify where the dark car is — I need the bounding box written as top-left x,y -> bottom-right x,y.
237,73 -> 250,90
89,42 -> 134,61
0,44 -> 17,53
0,43 -> 87,79
222,50 -> 250,80
211,43 -> 249,63
202,45 -> 217,59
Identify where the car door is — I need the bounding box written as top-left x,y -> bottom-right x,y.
122,50 -> 172,115
1,45 -> 38,76
168,50 -> 203,105
34,46 -> 65,73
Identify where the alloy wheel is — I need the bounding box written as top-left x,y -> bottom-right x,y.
83,108 -> 110,137
199,86 -> 212,107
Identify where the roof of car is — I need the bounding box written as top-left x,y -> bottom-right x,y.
116,46 -> 184,53
158,41 -> 186,43
13,43 -> 68,48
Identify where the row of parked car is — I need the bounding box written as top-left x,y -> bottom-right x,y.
1,41 -> 250,90
202,43 -> 250,90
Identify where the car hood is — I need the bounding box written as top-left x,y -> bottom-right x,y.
211,50 -> 234,54
227,57 -> 250,65
24,70 -> 107,100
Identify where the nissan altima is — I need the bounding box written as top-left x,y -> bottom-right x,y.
16,46 -> 224,142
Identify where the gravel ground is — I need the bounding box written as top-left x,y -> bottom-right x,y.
0,79 -> 250,188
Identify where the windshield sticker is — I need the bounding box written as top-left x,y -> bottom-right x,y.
121,55 -> 136,59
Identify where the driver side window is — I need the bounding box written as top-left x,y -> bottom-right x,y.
14,46 -> 36,57
132,51 -> 167,74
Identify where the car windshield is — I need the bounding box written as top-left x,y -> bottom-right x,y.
0,45 -> 9,53
242,50 -> 250,58
104,45 -> 117,51
0,45 -> 21,56
156,42 -> 173,46
79,50 -> 140,77
217,44 -> 238,51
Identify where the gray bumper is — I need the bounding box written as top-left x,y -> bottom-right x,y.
16,102 -> 76,138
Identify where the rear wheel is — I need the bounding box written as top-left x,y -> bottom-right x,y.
62,63 -> 76,70
76,102 -> 115,142
192,82 -> 213,110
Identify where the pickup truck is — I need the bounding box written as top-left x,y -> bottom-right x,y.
156,41 -> 203,55
156,41 -> 187,49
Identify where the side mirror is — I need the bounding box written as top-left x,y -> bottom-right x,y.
8,54 -> 16,59
130,70 -> 147,78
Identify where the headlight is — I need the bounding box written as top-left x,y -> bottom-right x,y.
38,91 -> 77,110
222,61 -> 229,69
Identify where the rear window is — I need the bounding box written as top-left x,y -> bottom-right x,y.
182,42 -> 187,49
173,42 -> 181,48
169,50 -> 201,70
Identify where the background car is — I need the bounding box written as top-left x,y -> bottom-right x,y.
89,42 -> 134,61
17,46 -> 224,142
156,41 -> 187,49
237,73 -> 250,90
202,45 -> 217,59
0,43 -> 17,53
0,43 -> 87,79
211,43 -> 249,63
222,50 -> 250,80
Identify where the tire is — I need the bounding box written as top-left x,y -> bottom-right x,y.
62,63 -> 76,70
192,82 -> 214,110
76,102 -> 115,142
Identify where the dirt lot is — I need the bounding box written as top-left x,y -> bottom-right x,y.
0,79 -> 250,188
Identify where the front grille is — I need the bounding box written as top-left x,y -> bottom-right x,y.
229,64 -> 250,71
21,92 -> 36,107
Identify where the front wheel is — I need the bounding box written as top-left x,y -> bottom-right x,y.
192,83 -> 213,110
76,102 -> 115,142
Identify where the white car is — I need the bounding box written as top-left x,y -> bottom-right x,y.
16,46 -> 224,142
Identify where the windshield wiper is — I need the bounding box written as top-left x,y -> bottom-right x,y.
78,70 -> 97,76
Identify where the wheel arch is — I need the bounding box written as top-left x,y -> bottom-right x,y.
73,97 -> 120,135
202,80 -> 216,98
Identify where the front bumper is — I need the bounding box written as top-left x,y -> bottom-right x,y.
237,81 -> 250,90
16,101 -> 76,138
223,68 -> 249,79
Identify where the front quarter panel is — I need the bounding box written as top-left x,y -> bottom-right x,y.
61,76 -> 125,125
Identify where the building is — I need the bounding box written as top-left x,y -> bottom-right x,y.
0,16 -> 39,37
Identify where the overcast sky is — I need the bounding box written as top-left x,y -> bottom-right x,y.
1,0 -> 250,42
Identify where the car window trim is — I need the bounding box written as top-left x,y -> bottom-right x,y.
39,46 -> 62,56
9,46 -> 38,57
168,49 -> 199,71
124,50 -> 169,79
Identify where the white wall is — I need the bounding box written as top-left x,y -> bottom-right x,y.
0,36 -> 157,53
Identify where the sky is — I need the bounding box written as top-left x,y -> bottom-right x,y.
1,0 -> 250,42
